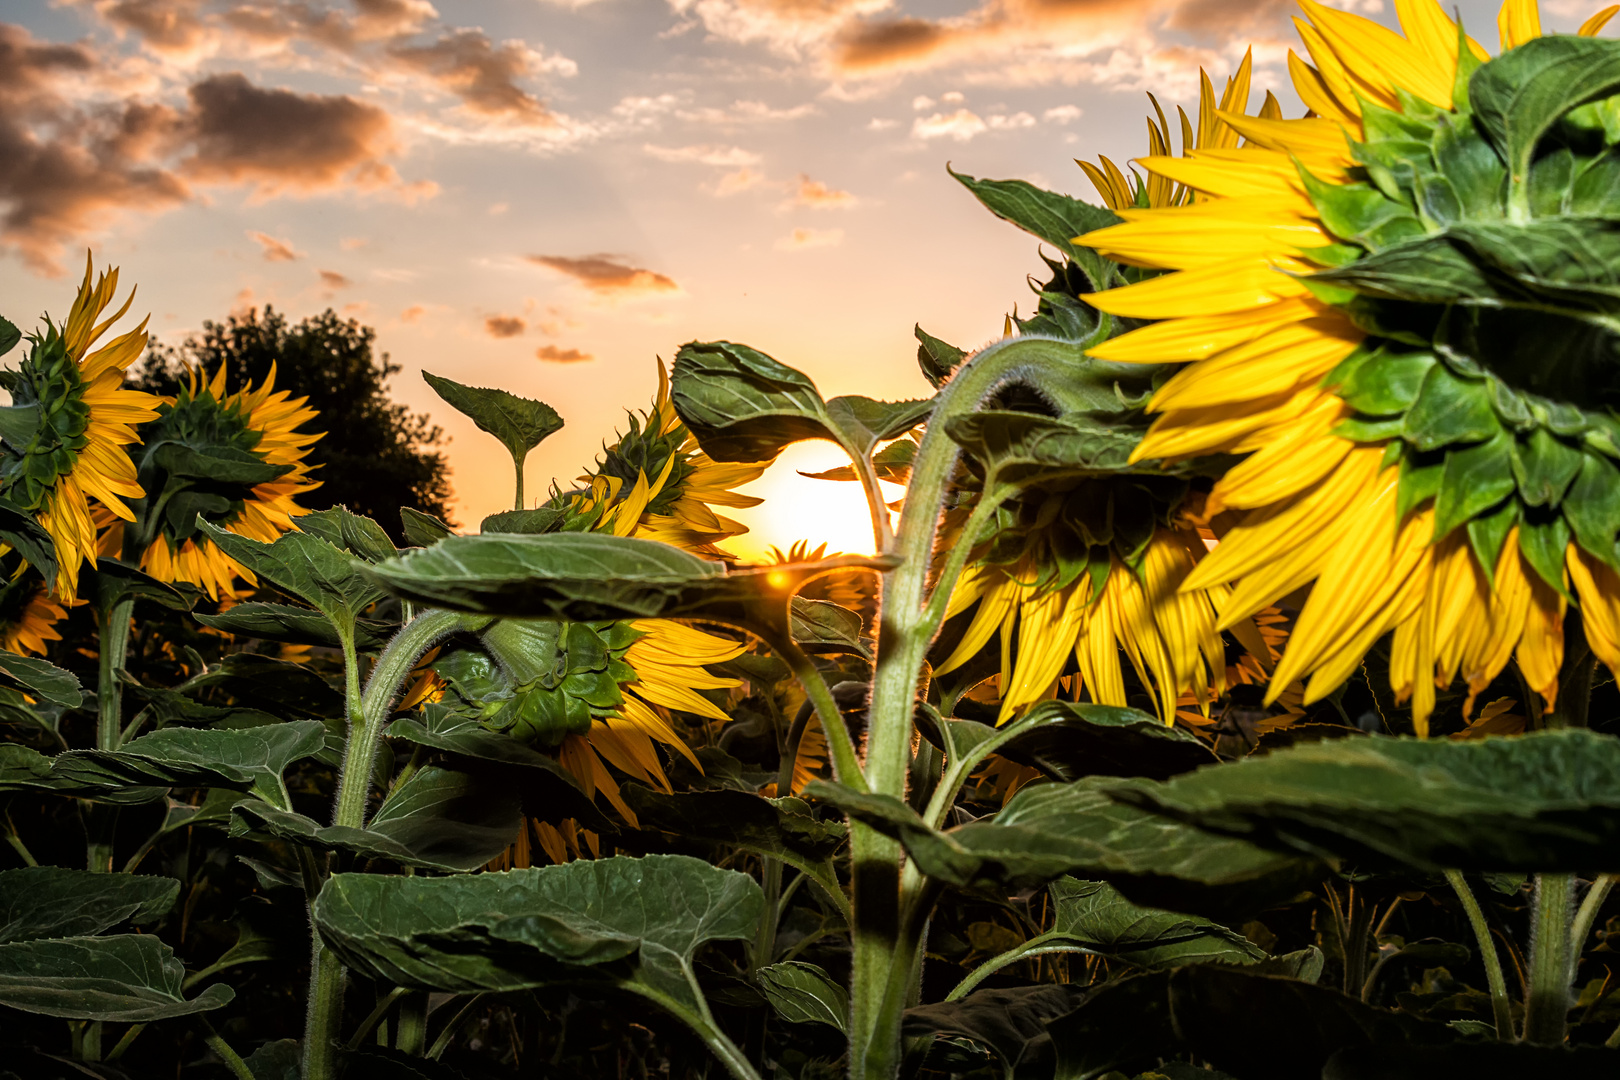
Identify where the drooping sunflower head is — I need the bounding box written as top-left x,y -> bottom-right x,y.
98,361 -> 321,599
548,362 -> 768,557
1077,0 -> 1620,733
433,615 -> 744,825
0,553 -> 71,657
0,255 -> 162,599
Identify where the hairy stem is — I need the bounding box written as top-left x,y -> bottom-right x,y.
1446,870 -> 1514,1040
1524,872 -> 1576,1045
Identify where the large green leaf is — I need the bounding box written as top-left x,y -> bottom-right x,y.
756,961 -> 847,1031
805,776 -> 1319,922
422,371 -> 563,463
0,651 -> 81,707
0,495 -> 58,587
903,984 -> 1090,1077
363,531 -> 892,642
296,506 -> 397,563
1113,729 -> 1620,871
385,704 -> 610,831
313,855 -> 762,1011
0,743 -> 52,792
823,395 -> 934,460
0,933 -> 234,1021
0,867 -> 177,942
670,341 -> 831,462
194,602 -> 395,650
944,412 -> 1143,488
232,766 -> 521,873
790,597 -> 869,659
51,721 -> 327,811
199,520 -> 386,637
623,787 -> 846,914
400,507 -> 454,548
1470,35 -> 1620,210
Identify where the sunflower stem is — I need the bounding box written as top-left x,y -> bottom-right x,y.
1446,870 -> 1514,1039
512,451 -> 525,511
1524,872 -> 1576,1044
96,597 -> 133,752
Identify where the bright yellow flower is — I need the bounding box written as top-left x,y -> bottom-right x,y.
1078,0 -> 1620,734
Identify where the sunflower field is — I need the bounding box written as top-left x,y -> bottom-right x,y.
11,1 -> 1620,1077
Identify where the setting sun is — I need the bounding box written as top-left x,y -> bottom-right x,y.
723,441 -> 904,563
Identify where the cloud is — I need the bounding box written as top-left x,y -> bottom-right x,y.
667,0 -> 894,57
341,236 -> 369,250
776,226 -> 843,250
388,29 -> 570,127
644,143 -> 762,167
788,175 -> 856,209
100,0 -> 215,59
527,254 -> 680,296
182,74 -> 425,200
988,111 -> 1035,129
675,100 -> 818,125
247,229 -> 300,261
536,344 -> 592,362
912,108 -> 986,141
714,167 -> 765,195
318,268 -> 351,288
0,24 -> 191,274
1044,104 -> 1083,123
485,314 -> 526,337
400,304 -> 427,322
866,117 -> 898,130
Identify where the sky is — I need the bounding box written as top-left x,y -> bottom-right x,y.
0,0 -> 1604,560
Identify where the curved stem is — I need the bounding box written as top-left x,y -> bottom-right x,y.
629,985 -> 763,1080
1571,875 -> 1617,975
1524,872 -> 1575,1045
948,938 -> 1096,1002
851,451 -> 894,553
200,1019 -> 255,1080
774,636 -> 866,793
1445,871 -> 1513,1040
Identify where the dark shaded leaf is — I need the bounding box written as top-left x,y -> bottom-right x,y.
1112,729 -> 1620,872
905,984 -> 1090,1076
0,496 -> 58,587
297,506 -> 397,563
916,325 -> 966,389
0,651 -> 81,707
243,1039 -> 300,1080
199,520 -> 386,634
790,597 -> 869,659
313,854 -> 761,1010
400,507 -> 454,548
756,961 -> 847,1031
1324,1041 -> 1620,1078
194,603 -> 394,650
480,508 -> 565,535
0,934 -> 234,1021
0,867 -> 177,942
1039,877 -> 1265,969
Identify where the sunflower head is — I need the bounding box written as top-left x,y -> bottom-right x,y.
0,553 -> 70,657
102,362 -> 321,599
0,256 -> 160,598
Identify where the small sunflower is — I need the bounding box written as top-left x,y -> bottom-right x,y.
97,362 -> 321,599
0,255 -> 162,599
1078,0 -> 1620,733
550,361 -> 769,558
0,556 -> 71,657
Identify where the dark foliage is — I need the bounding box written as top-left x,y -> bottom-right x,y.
132,307 -> 455,542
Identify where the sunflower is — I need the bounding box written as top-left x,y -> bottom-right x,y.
0,556 -> 71,657
96,362 -> 321,600
550,361 -> 769,558
1077,0 -> 1620,734
0,255 -> 162,600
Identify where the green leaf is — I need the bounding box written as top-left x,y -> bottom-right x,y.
949,168 -> 1123,289
1466,498 -> 1519,584
385,704 -> 611,832
0,867 -> 177,942
904,985 -> 1091,1076
1511,428 -> 1585,507
1038,876 -> 1267,969
1433,429 -> 1515,540
623,787 -> 846,914
400,507 -> 454,548
943,411 -> 1144,486
803,777 -> 1318,923
194,602 -> 395,651
0,743 -> 53,793
0,315 -> 19,358
198,519 -> 386,636
1297,172 -> 1427,251
1470,35 -> 1620,211
0,651 -> 81,707
1328,345 -> 1435,416
1113,729 -> 1620,872
916,325 -> 966,389
0,496 -> 58,586
790,597 -> 869,659
52,721 -> 327,811
0,934 -> 234,1021
671,340 -> 830,462
823,396 -> 934,461
756,961 -> 847,1031
1518,511 -> 1574,594
296,506 -> 397,563
365,766 -> 523,871
481,508 -> 565,535
1563,451 -> 1620,567
313,854 -> 762,1011
82,557 -> 192,612
364,531 -> 893,639
421,371 -> 563,464
242,1039 -> 300,1080
182,652 -> 345,721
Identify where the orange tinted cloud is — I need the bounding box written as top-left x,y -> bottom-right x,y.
485,314 -> 526,337
527,254 -> 679,296
389,30 -> 561,126
536,344 -> 592,363
776,226 -> 843,250
790,175 -> 856,208
247,229 -> 300,261
400,304 -> 427,322
319,268 -> 351,288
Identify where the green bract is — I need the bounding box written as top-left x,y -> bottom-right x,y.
435,617 -> 642,746
1305,35 -> 1620,586
0,324 -> 89,512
